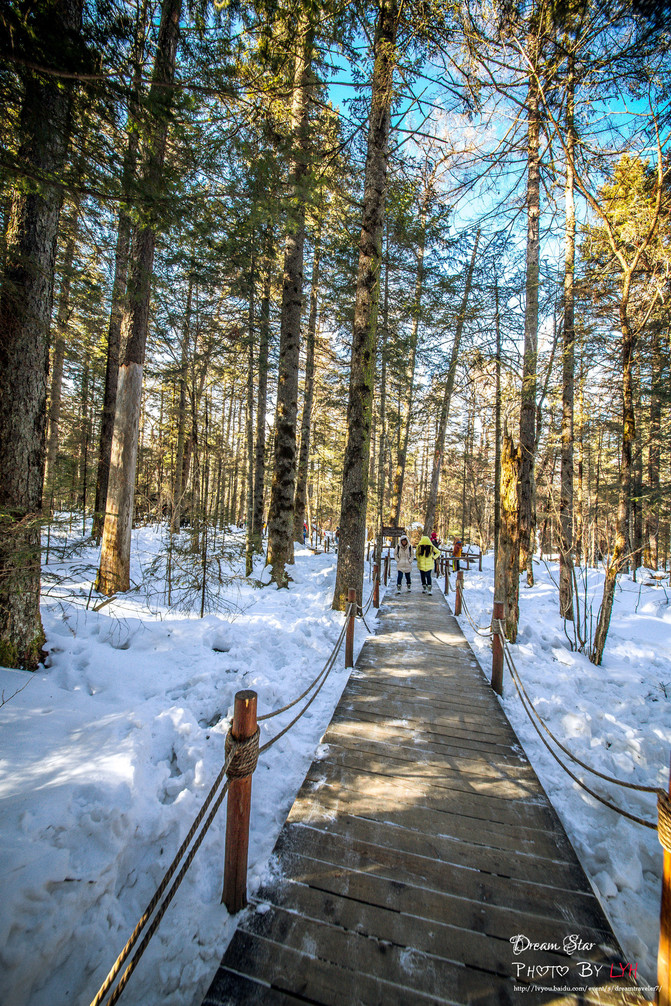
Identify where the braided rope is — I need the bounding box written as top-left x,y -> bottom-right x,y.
258,604 -> 352,756
659,789 -> 671,853
258,600 -> 362,721
494,628 -> 657,830
493,620 -> 659,795
104,774 -> 231,1006
90,748 -> 234,1006
225,728 -> 260,778
361,582 -> 376,615
458,585 -> 495,637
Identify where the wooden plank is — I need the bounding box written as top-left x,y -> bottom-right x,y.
311,745 -> 543,802
283,812 -> 588,889
330,706 -> 524,756
253,872 -> 618,953
300,760 -> 565,833
273,825 -> 609,931
289,787 -> 577,862
249,879 -> 625,979
219,928 -> 461,1005
202,967 -> 304,1005
319,726 -> 539,780
325,715 -> 532,766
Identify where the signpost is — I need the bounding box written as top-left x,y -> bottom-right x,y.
381,526 -> 405,537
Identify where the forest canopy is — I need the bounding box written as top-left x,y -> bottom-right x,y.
0,0 -> 669,668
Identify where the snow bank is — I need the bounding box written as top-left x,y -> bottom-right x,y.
0,526 -> 372,1006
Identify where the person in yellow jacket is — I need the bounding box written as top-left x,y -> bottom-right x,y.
416,535 -> 441,595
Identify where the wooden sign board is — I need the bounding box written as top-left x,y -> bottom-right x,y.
381,526 -> 406,537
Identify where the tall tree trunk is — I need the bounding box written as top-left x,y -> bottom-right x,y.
390,200 -> 426,525
646,326 -> 662,568
333,0 -> 398,611
266,12 -> 314,587
251,226 -> 273,554
632,364 -> 644,575
575,351 -> 585,564
423,229 -> 480,536
493,275 -> 502,584
97,0 -> 181,595
519,47 -> 541,587
495,431 -> 521,642
559,51 -> 575,619
293,230 -> 322,543
93,7 -> 147,541
171,276 -> 193,532
376,230 -> 390,548
0,0 -> 82,669
591,287 -> 636,665
245,264 -> 256,575
44,199 -> 81,496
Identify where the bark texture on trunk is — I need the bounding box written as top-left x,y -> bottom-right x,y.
293,233 -> 321,543
559,52 -> 575,619
245,273 -> 256,575
44,200 -> 81,496
390,205 -> 425,526
0,0 -> 82,669
646,326 -> 662,568
93,3 -> 146,540
251,233 -> 273,553
423,229 -> 479,537
494,432 -> 521,642
93,198 -> 133,539
519,55 -> 541,586
97,0 -> 181,595
333,0 -> 398,610
266,13 -> 314,587
493,276 -> 502,585
591,300 -> 636,665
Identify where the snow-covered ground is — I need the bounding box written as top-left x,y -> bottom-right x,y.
1,529 -> 668,1005
0,525 -> 372,1006
455,554 -> 670,991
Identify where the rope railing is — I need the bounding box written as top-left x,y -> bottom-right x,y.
90,746 -> 235,1006
453,575 -> 670,1001
89,586 -> 375,1006
453,577 -> 669,840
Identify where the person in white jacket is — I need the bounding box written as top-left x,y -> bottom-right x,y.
395,534 -> 413,593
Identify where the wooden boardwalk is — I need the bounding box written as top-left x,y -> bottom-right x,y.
203,588 -> 644,1005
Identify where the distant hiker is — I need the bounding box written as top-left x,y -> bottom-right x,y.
395,534 -> 413,593
430,530 -> 441,572
452,537 -> 463,571
417,535 -> 440,595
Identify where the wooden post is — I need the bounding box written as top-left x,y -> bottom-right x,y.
479,551 -> 482,571
373,563 -> 380,608
383,553 -> 389,586
345,587 -> 356,667
491,600 -> 504,695
658,757 -> 671,1006
444,562 -> 449,594
222,690 -> 258,913
366,541 -> 370,561
454,570 -> 463,615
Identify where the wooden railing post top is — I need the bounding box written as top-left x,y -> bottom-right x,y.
235,689 -> 257,706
